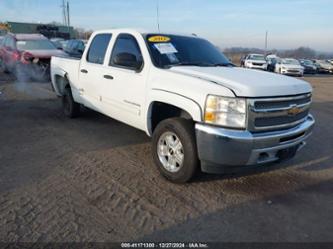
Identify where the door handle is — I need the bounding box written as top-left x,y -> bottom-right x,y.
80,69 -> 88,74
103,75 -> 114,80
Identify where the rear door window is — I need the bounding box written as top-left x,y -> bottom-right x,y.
87,34 -> 112,64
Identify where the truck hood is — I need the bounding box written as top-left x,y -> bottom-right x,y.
25,49 -> 67,59
169,66 -> 312,97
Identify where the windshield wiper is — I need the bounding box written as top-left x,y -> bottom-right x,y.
169,62 -> 213,67
167,62 -> 235,68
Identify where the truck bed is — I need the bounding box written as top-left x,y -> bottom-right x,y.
50,56 -> 81,96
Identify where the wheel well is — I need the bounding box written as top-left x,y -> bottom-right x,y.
54,74 -> 70,95
149,102 -> 193,134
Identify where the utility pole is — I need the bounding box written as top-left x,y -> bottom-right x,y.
67,1 -> 70,27
66,0 -> 70,36
61,0 -> 67,26
265,30 -> 268,52
156,0 -> 160,32
61,0 -> 70,27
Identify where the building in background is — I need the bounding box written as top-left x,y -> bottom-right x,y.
4,21 -> 74,39
0,23 -> 10,36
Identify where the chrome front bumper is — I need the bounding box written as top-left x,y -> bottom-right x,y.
195,115 -> 315,173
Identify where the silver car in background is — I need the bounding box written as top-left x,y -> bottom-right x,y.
275,58 -> 304,77
314,60 -> 333,73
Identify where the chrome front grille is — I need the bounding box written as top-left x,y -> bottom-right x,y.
248,93 -> 312,132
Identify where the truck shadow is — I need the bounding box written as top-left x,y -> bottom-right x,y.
136,179 -> 333,242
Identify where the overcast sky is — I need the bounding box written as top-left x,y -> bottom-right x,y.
1,0 -> 332,51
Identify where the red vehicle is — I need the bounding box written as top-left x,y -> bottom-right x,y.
0,33 -> 66,81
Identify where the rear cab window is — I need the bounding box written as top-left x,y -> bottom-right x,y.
87,34 -> 112,64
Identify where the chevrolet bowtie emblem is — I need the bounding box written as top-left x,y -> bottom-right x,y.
288,105 -> 301,116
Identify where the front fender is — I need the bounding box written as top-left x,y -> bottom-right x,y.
146,89 -> 203,135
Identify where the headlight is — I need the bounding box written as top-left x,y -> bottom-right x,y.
282,66 -> 286,70
204,95 -> 247,128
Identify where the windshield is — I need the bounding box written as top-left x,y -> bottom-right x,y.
282,59 -> 300,65
249,54 -> 265,61
16,39 -> 56,50
145,34 -> 231,68
302,60 -> 314,65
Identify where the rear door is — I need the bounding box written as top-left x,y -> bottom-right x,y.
78,33 -> 112,110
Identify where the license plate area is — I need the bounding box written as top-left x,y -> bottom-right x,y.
276,145 -> 299,161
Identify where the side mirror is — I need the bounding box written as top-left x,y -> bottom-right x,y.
113,52 -> 143,71
77,49 -> 84,54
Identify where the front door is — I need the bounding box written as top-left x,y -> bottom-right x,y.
100,33 -> 146,130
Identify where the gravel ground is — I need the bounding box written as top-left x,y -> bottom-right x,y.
0,72 -> 332,243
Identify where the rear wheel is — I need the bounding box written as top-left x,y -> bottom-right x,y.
62,87 -> 80,118
152,118 -> 199,183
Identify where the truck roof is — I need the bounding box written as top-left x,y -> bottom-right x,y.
91,28 -> 198,38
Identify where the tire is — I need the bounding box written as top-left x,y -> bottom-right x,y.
152,118 -> 199,183
62,87 -> 80,118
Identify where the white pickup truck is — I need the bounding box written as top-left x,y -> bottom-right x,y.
51,29 -> 315,183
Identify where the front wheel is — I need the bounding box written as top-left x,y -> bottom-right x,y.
152,118 -> 199,183
62,87 -> 81,118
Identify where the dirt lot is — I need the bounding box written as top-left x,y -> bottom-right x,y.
0,72 -> 332,243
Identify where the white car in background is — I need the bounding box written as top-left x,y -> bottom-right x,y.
275,58 -> 304,77
243,54 -> 267,70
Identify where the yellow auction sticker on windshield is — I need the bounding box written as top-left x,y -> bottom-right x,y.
148,36 -> 171,42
